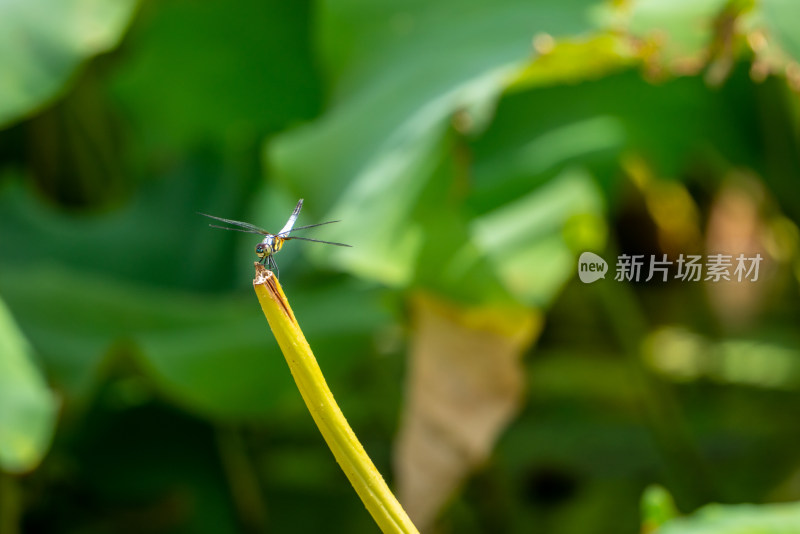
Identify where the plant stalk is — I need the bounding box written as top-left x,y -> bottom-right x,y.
252,264 -> 418,534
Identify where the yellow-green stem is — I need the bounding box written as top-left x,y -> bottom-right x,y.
252,264 -> 418,534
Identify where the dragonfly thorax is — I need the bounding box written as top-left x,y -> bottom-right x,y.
255,236 -> 284,259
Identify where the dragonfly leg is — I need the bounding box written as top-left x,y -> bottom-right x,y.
268,255 -> 280,279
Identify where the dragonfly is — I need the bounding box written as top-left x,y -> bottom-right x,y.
199,199 -> 351,278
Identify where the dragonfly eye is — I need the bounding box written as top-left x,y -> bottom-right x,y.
255,244 -> 266,258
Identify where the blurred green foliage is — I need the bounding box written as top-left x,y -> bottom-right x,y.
1,0 -> 800,532
0,298 -> 57,474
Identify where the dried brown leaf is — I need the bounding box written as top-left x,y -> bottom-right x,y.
394,294 -> 540,531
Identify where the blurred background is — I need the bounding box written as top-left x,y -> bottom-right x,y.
2,0 -> 800,533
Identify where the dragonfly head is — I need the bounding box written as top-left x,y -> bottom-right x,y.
255,242 -> 270,259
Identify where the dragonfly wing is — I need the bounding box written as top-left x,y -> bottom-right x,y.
289,220 -> 340,233
198,212 -> 269,234
286,236 -> 352,247
278,199 -> 303,236
207,224 -> 263,234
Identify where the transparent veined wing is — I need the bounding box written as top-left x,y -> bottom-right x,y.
285,236 -> 352,247
198,212 -> 269,234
